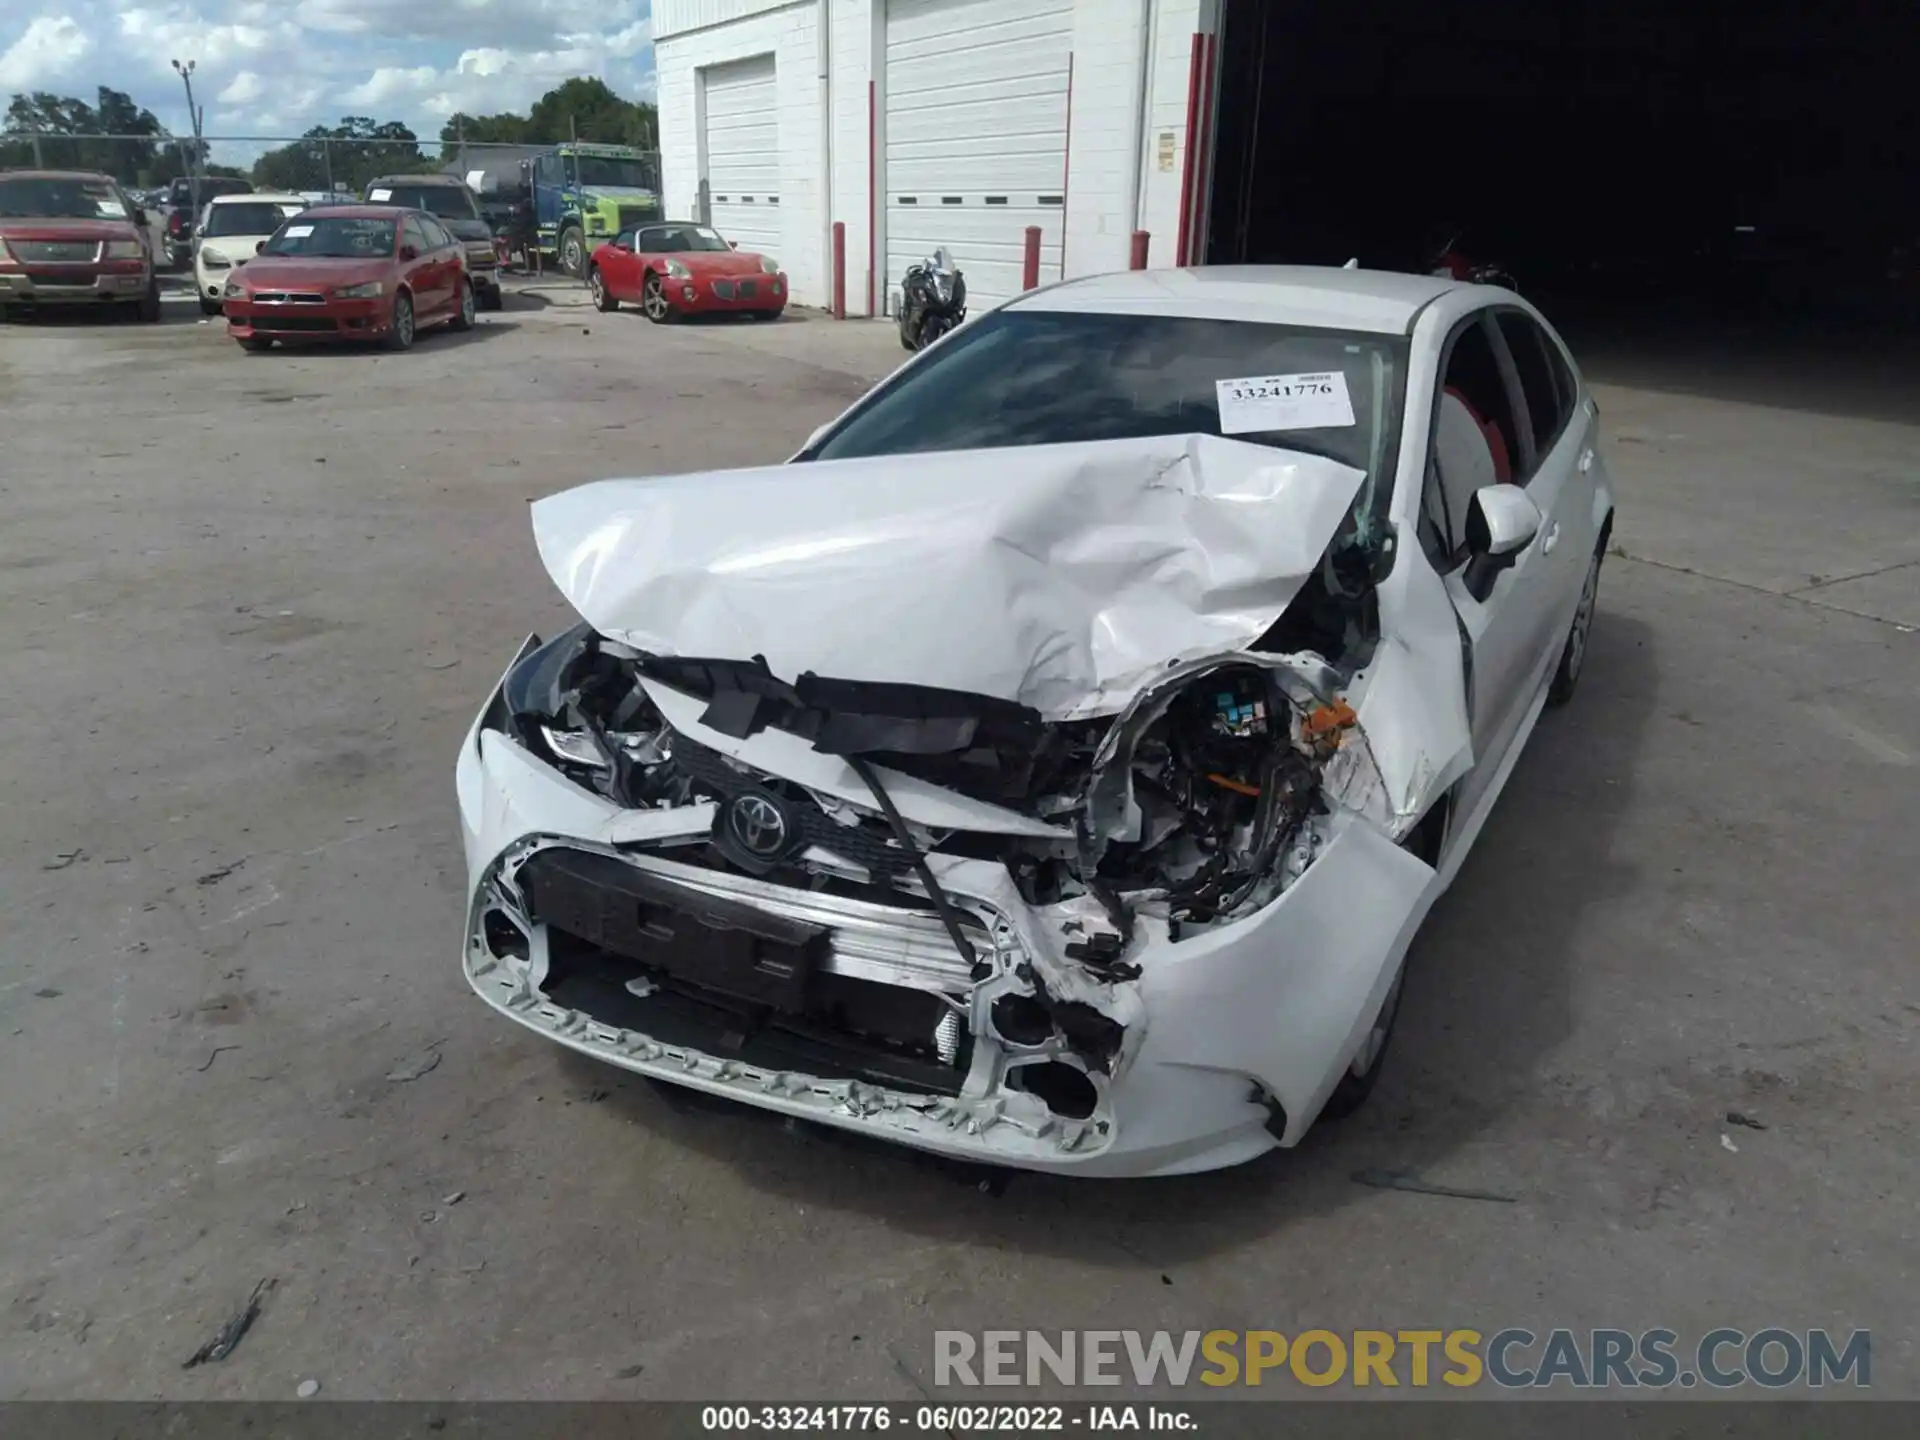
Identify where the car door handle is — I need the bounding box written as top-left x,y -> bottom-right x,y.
1542,523 -> 1561,554
1578,447 -> 1595,473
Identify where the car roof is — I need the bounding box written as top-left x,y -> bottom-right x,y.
293,205 -> 411,220
368,174 -> 464,186
1,169 -> 119,183
210,191 -> 304,204
1009,265 -> 1464,335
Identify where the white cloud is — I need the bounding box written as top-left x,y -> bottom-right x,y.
215,69 -> 265,105
1,0 -> 656,159
0,16 -> 94,89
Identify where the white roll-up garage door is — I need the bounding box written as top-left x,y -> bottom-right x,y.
884,0 -> 1073,312
703,55 -> 781,257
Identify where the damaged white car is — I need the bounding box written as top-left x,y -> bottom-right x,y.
455,267 -> 1615,1176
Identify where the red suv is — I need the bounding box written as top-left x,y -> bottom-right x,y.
0,170 -> 160,321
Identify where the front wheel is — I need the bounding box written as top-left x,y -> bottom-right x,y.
449,278 -> 475,332
641,272 -> 674,324
558,226 -> 586,278
240,336 -> 273,353
199,297 -> 222,316
1318,961 -> 1409,1122
135,281 -> 162,323
589,265 -> 618,312
384,290 -> 415,351
1547,547 -> 1603,706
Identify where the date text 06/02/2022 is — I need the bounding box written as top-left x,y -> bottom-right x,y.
699,1404 -> 1195,1431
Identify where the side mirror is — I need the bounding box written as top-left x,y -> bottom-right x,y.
1462,484 -> 1542,602
131,207 -> 147,227
254,240 -> 267,254
399,243 -> 419,261
729,240 -> 739,249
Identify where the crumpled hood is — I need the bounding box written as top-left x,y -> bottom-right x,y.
532,435 -> 1365,721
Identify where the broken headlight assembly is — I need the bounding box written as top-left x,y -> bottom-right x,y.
495,626 -> 1362,951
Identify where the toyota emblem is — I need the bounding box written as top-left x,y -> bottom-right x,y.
727,791 -> 790,859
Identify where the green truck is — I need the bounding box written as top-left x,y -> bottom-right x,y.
521,142 -> 662,277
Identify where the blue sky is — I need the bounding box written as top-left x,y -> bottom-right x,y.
0,0 -> 656,162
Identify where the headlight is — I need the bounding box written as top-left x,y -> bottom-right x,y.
539,726 -> 611,769
201,253 -> 231,269
104,239 -> 145,260
333,281 -> 384,299
664,259 -> 691,279
760,255 -> 780,275
223,280 -> 247,298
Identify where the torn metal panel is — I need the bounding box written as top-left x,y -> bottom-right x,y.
531,435 -> 1367,721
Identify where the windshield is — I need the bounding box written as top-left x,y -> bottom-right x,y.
573,156 -> 653,189
262,215 -> 396,259
0,176 -> 127,220
366,184 -> 479,220
639,225 -> 731,253
812,310 -> 1409,550
205,202 -> 304,237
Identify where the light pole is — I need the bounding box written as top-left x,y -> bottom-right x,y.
171,58 -> 201,215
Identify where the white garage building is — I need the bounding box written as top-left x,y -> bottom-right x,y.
653,0 -> 1222,314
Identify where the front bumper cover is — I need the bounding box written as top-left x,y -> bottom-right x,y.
455,647 -> 1438,1178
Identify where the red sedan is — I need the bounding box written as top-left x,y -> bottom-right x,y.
222,206 -> 474,352
587,221 -> 786,323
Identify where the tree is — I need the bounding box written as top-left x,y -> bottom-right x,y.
527,78 -> 657,149
2,87 -> 172,182
435,79 -> 657,161
252,116 -> 427,193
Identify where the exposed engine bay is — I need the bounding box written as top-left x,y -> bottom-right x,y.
499,622 -> 1372,944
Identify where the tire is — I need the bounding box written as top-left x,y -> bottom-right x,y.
449,278 -> 475,333
1318,960 -> 1408,1122
384,290 -> 416,351
240,336 -> 273,353
135,281 -> 162,323
588,265 -> 617,312
558,226 -> 586,278
199,297 -> 222,316
1547,546 -> 1603,707
641,272 -> 675,324
479,285 -> 504,312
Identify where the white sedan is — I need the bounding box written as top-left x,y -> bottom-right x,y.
192,193 -> 308,314
454,266 -> 1615,1177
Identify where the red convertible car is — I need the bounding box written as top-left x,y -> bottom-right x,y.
222,206 -> 474,352
587,222 -> 786,323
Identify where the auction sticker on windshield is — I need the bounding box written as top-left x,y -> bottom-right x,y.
369,189 -> 391,201
283,224 -> 314,238
1216,372 -> 1355,433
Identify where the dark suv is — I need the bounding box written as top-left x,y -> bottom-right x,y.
162,176 -> 252,267
362,175 -> 502,310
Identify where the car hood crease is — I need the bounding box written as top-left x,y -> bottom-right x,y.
531,435 -> 1367,720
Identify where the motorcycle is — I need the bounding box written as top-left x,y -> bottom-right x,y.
1429,231 -> 1517,291
898,247 -> 966,351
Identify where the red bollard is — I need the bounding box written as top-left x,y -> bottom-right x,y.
831,221 -> 846,319
1022,226 -> 1042,291
1129,230 -> 1150,270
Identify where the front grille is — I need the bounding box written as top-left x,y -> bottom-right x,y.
244,314 -> 338,333
712,279 -> 735,300
13,241 -> 99,264
736,279 -> 758,300
670,738 -> 919,883
250,291 -> 326,305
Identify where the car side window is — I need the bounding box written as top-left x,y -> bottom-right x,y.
1419,315 -> 1526,569
614,229 -> 634,250
422,217 -> 455,250
1496,312 -> 1571,456
534,155 -> 560,186
635,228 -> 664,253
401,216 -> 430,254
